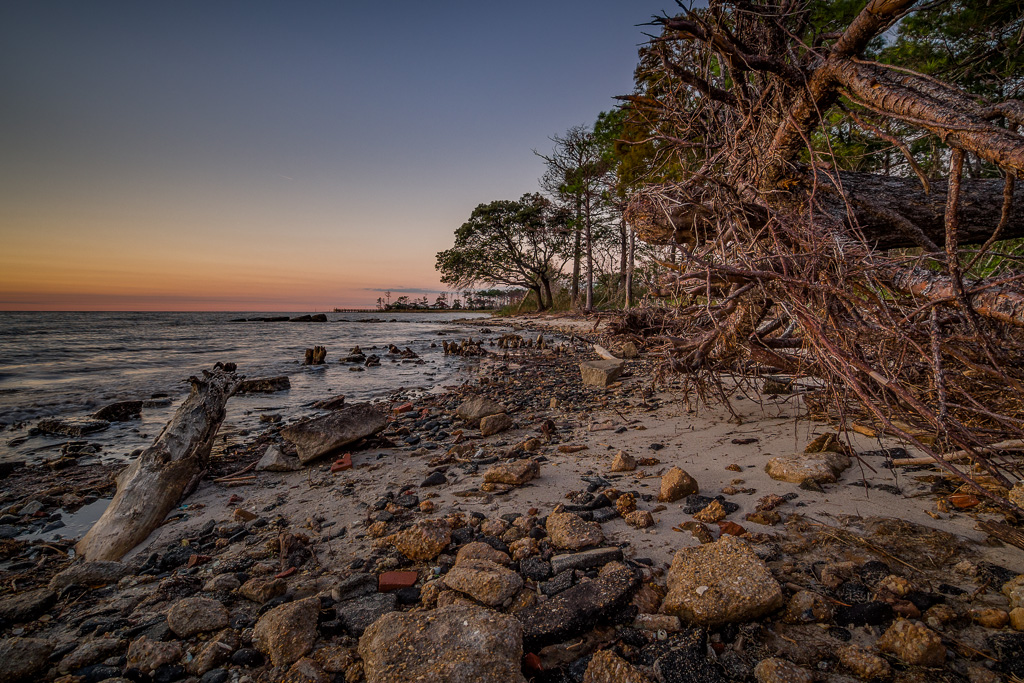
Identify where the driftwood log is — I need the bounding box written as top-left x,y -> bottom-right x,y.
76,367 -> 239,562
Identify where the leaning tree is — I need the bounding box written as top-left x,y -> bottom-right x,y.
618,0 -> 1024,511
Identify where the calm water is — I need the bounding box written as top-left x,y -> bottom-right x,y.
0,311 -> 490,463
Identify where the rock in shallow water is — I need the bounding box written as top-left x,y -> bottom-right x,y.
358,604 -> 527,683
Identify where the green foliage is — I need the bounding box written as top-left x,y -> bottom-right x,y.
435,193 -> 568,310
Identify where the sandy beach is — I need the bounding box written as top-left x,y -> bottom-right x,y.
1,313 -> 1022,682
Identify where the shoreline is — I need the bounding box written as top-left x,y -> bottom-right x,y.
0,315 -> 1022,681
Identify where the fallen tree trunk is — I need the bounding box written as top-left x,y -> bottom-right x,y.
889,267 -> 1024,328
76,367 -> 239,561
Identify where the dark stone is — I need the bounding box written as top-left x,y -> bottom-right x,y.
517,564 -> 640,650
834,601 -> 894,626
160,545 -> 194,571
93,400 -> 143,421
591,508 -> 618,523
833,582 -> 871,604
151,663 -> 186,682
37,417 -> 110,437
0,587 -> 55,624
200,669 -> 230,683
231,648 -> 264,667
977,562 -> 1018,589
81,664 -> 122,682
421,471 -> 447,487
938,583 -> 967,596
905,591 -> 944,612
858,560 -> 891,585
394,586 -> 421,604
653,630 -> 724,683
521,557 -> 551,582
990,633 -> 1024,677
236,376 -> 291,394
477,536 -> 510,555
540,570 -> 573,596
451,526 -> 474,545
338,592 -> 397,636
827,626 -> 852,641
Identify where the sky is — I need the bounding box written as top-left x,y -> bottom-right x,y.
0,1 -> 675,311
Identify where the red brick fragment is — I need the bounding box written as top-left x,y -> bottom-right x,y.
378,570 -> 418,592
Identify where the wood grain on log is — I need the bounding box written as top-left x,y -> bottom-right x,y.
76,368 -> 238,561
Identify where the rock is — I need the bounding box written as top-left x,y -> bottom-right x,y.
521,557 -> 552,581
456,396 -> 506,425
783,590 -> 834,624
610,451 -> 637,472
255,445 -> 302,472
37,416 -> 109,437
444,558 -> 523,606
972,608 -> 1009,628
483,460 -> 539,486
312,393 -> 347,410
620,342 -> 639,358
187,630 -> 238,676
582,649 -> 653,682
1003,574 -> 1024,609
93,400 -> 143,421
421,471 -> 447,487
1010,481 -> 1024,509
338,593 -> 398,636
662,535 -> 784,626
58,638 -> 124,674
0,588 -> 55,624
1010,607 -> 1024,631
332,573 -> 377,602
204,573 -> 241,593
167,597 -> 230,637
876,619 -> 945,667
550,547 -> 624,575
765,452 -> 850,484
252,596 -> 320,667
836,644 -> 891,680
236,376 -> 291,394
391,520 -> 452,561
634,613 -> 682,632
312,644 -> 355,673
626,510 -> 655,528
285,657 -> 330,683
580,360 -> 624,388
692,500 -> 726,523
49,561 -> 128,593
456,541 -> 511,566
0,638 -> 52,683
359,604 -> 526,683
650,629 -> 722,683
280,403 -> 388,464
546,512 -> 604,551
127,635 -> 184,673
517,563 -> 640,649
659,467 -> 699,502
480,413 -> 513,436
240,577 -> 287,604
753,658 -> 812,683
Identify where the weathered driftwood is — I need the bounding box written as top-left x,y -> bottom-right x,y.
76,367 -> 239,562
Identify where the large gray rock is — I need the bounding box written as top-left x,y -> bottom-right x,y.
92,400 -> 143,421
0,588 -> 55,624
337,593 -> 397,636
236,376 -> 291,394
455,396 -> 505,425
0,638 -> 52,683
37,416 -> 109,437
49,561 -> 128,593
166,597 -> 230,638
359,604 -> 527,683
253,596 -> 320,667
281,403 -> 388,464
516,563 -> 640,650
255,445 -> 302,472
580,360 -> 624,388
765,452 -> 850,484
662,535 -> 784,626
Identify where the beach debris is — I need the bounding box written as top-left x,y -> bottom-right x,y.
76,366 -> 239,562
255,444 -> 302,472
303,345 -> 327,365
359,605 -> 527,683
659,467 -> 699,502
580,359 -> 624,387
280,402 -> 388,464
662,535 -> 784,625
236,375 -> 291,393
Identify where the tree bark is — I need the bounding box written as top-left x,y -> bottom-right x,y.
889,267 -> 1024,328
76,368 -> 238,561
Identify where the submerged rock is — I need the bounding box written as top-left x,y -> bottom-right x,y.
359,604 -> 527,683
236,376 -> 291,394
92,400 -> 143,421
37,416 -> 109,437
281,403 -> 388,464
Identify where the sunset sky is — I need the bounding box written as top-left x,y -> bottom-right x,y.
0,2 -> 671,311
